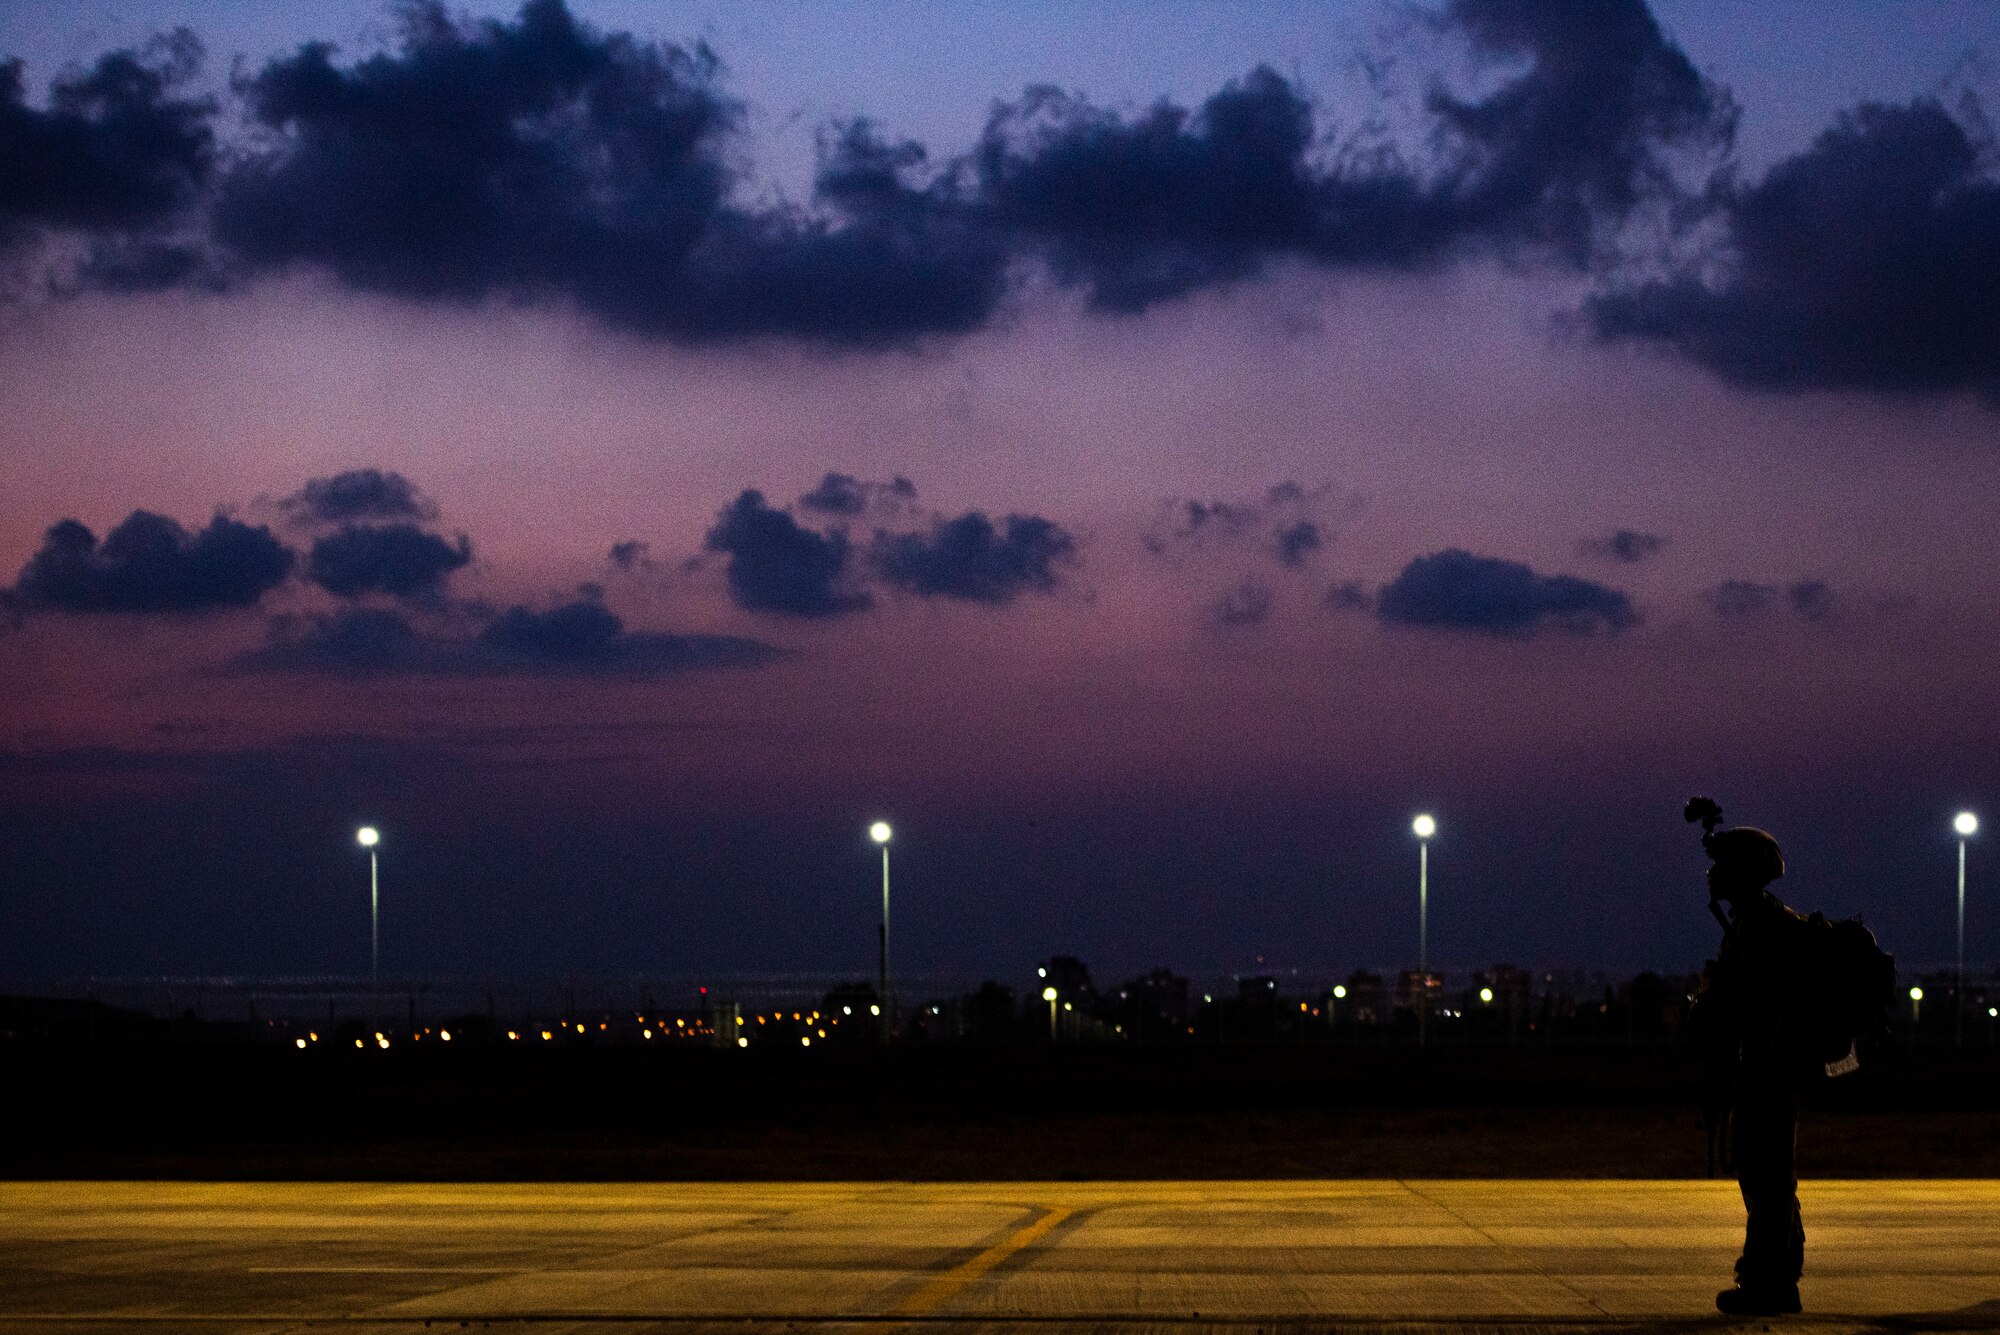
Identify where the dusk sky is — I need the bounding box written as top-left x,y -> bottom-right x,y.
3,0 -> 1998,988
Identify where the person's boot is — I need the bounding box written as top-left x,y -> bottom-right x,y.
1716,1283 -> 1801,1315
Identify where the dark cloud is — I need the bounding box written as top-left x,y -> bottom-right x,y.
1424,0 -> 1735,264
284,469 -> 436,524
970,0 -> 1731,312
241,601 -> 779,677
209,2 -> 1008,345
1706,578 -> 1835,622
643,119 -> 1009,343
306,523 -> 471,598
1274,521 -> 1322,567
1590,98 -> 2000,395
216,1 -> 733,303
704,490 -> 869,617
1152,498 -> 1258,548
872,512 -> 1075,604
0,33 -> 215,246
1145,481 -> 1348,566
1579,528 -> 1667,563
1788,579 -> 1834,621
972,68 -> 1331,313
798,471 -> 917,517
19,0 -> 1738,344
607,540 -> 652,572
1212,580 -> 1274,628
1377,548 -> 1637,636
12,511 -> 293,613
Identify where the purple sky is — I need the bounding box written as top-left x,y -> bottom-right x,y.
2,0 -> 1997,988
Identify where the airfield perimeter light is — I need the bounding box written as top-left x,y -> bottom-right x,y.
355,826 -> 382,982
1411,814 -> 1436,1046
1954,813 -> 1980,1046
870,821 -> 893,1039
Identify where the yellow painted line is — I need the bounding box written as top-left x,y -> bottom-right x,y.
858,1204 -> 1074,1330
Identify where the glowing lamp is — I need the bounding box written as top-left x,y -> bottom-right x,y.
869,821 -> 892,844
1956,812 -> 1979,837
1412,814 -> 1436,839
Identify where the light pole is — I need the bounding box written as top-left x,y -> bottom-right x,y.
1412,813 -> 1436,1047
356,826 -> 381,984
870,821 -> 892,1036
1955,812 -> 1978,1048
1043,985 -> 1059,1041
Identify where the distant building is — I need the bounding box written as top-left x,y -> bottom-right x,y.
1396,970 -> 1443,1013
1340,970 -> 1384,1025
1111,968 -> 1189,1039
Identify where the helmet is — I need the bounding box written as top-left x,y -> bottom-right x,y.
1704,826 -> 1784,884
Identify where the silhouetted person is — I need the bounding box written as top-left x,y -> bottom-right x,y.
1691,804 -> 1811,1316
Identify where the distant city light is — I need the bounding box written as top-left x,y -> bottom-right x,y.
1956,812 -> 1979,837
356,826 -> 379,847
1910,986 -> 1925,1001
440,1030 -> 451,1042
1332,985 -> 1347,999
870,1004 -> 881,1016
736,1037 -> 748,1048
1479,988 -> 1495,1004
294,1038 -> 306,1049
801,1036 -> 811,1047
843,1006 -> 852,1015
870,821 -> 892,844
1412,813 -> 1437,839
1037,966 -> 1047,978
1042,986 -> 1058,1003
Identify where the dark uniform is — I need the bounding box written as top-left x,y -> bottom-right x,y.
1688,816 -> 1816,1317
1711,885 -> 1814,1298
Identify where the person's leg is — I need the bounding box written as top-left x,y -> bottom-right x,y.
1727,1079 -> 1802,1308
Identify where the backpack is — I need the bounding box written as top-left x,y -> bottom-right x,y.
1791,913 -> 1896,1067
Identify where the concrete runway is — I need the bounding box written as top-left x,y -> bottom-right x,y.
4,1180 -> 1999,1332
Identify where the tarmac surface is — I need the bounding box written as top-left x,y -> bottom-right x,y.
4,1180 -> 2000,1333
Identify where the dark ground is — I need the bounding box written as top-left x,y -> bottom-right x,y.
9,1040 -> 2000,1180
